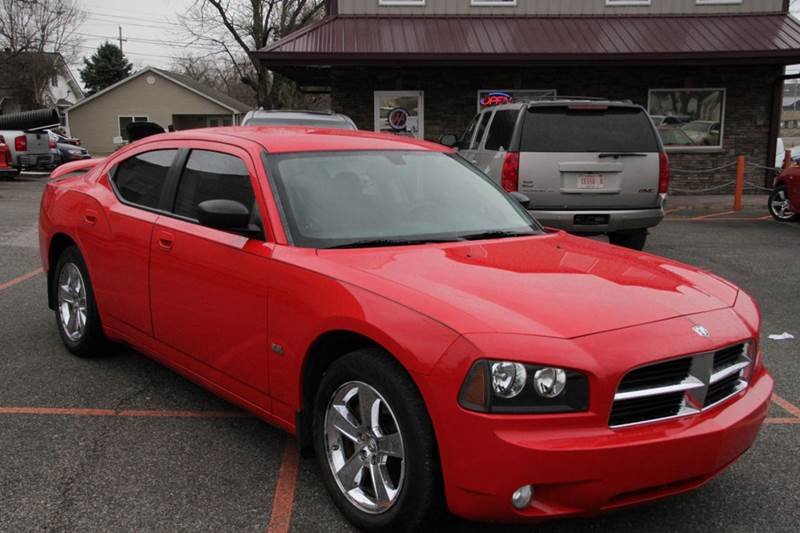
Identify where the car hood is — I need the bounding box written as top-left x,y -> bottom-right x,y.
313,232 -> 739,338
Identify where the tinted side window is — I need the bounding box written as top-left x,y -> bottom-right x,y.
470,112 -> 491,150
521,107 -> 660,153
484,110 -> 518,151
113,150 -> 177,209
174,150 -> 255,221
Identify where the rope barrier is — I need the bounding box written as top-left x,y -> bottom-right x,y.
670,161 -> 738,174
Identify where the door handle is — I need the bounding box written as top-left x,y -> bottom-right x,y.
157,232 -> 174,251
83,210 -> 97,225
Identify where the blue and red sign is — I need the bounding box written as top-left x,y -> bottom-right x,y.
480,92 -> 513,108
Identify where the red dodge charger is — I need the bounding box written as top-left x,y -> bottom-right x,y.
39,127 -> 772,531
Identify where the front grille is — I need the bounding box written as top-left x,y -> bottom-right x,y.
609,342 -> 751,428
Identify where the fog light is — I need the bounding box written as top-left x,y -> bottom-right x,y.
511,484 -> 533,510
533,367 -> 567,398
491,362 -> 527,399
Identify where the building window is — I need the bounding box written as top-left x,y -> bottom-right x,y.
648,89 -> 725,149
374,91 -> 424,139
118,116 -> 149,141
379,0 -> 425,5
606,1 -> 651,5
471,0 -> 517,5
477,89 -> 556,112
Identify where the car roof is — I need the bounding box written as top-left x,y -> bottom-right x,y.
129,126 -> 451,154
482,99 -> 640,112
244,110 -> 350,121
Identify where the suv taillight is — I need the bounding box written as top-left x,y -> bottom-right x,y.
658,152 -> 670,194
501,151 -> 520,192
15,135 -> 27,152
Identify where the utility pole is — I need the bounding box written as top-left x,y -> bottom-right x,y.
118,25 -> 127,53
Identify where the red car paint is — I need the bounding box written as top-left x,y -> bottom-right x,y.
774,166 -> 800,212
39,127 -> 771,522
0,141 -> 14,176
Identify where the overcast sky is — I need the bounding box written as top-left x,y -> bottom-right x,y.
70,0 -> 800,80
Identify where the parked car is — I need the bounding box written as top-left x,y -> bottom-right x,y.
444,99 -> 669,250
0,138 -> 16,178
0,129 -> 54,171
241,109 -> 357,129
769,166 -> 800,221
681,120 -> 721,146
658,126 -> 695,147
649,114 -> 685,127
40,126 -> 771,532
48,131 -> 90,165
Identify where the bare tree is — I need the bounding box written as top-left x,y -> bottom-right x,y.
0,0 -> 85,108
180,0 -> 326,108
171,53 -> 259,107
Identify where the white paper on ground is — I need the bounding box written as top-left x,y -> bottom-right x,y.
768,332 -> 795,341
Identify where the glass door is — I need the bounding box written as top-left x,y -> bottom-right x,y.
374,91 -> 424,139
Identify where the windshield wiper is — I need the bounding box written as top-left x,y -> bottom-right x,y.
458,230 -> 535,241
598,152 -> 648,158
324,238 -> 463,250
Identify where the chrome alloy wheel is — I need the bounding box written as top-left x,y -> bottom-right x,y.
57,262 -> 88,341
324,381 -> 406,514
770,188 -> 796,220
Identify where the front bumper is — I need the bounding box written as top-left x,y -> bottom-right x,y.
530,206 -> 664,233
420,307 -> 770,522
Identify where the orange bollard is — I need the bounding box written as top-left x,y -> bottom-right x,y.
734,155 -> 745,211
784,149 -> 792,170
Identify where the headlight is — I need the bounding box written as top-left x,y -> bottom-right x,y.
459,360 -> 589,414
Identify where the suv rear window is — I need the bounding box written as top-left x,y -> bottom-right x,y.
521,106 -> 659,153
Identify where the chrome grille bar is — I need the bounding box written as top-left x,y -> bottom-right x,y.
609,342 -> 752,429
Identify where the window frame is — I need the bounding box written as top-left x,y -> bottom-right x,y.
378,0 -> 425,5
695,0 -> 742,5
470,110 -> 493,151
118,115 -> 150,141
605,0 -> 651,6
647,87 -> 727,152
471,0 -> 517,6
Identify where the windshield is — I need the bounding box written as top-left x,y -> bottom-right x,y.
266,150 -> 542,249
245,117 -> 354,129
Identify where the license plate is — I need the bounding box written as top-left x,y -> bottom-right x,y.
577,174 -> 605,189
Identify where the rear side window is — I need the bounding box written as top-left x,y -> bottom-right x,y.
173,150 -> 255,220
112,150 -> 177,209
460,114 -> 480,147
470,112 -> 491,150
484,110 -> 518,151
521,107 -> 659,153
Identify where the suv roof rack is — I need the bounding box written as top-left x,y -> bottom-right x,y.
525,96 -> 634,105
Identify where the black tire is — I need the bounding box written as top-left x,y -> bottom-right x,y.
312,349 -> 441,532
608,228 -> 648,250
53,245 -> 108,357
768,185 -> 799,222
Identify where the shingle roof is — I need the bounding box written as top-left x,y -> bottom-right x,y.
255,14 -> 800,65
151,68 -> 251,113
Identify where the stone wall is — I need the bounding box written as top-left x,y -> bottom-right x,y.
331,64 -> 782,193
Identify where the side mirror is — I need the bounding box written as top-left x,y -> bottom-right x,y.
439,134 -> 459,148
197,199 -> 251,231
509,191 -> 531,209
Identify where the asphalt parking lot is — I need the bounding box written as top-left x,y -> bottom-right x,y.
1,173 -> 799,532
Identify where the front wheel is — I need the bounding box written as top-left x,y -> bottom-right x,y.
608,228 -> 648,250
768,185 -> 798,221
313,349 -> 441,532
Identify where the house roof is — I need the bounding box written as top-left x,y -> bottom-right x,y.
67,67 -> 250,114
254,13 -> 800,65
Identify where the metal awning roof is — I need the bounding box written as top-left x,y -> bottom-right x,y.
255,14 -> 800,66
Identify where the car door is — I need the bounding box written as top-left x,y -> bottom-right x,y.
148,143 -> 273,398
463,111 -> 492,168
93,147 -> 179,335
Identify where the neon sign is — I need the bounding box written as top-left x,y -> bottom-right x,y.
480,92 -> 513,108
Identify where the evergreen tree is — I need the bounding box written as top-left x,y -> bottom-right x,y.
79,42 -> 132,94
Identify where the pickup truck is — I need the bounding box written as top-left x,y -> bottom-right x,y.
0,129 -> 54,174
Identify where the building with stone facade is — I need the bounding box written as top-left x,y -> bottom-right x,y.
257,0 -> 800,191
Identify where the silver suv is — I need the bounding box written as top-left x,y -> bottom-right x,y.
450,99 -> 669,250
242,110 -> 357,130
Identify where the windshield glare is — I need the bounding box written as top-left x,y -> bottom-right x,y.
266,150 -> 541,248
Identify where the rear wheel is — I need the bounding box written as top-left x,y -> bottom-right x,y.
313,349 -> 440,532
768,185 -> 798,221
608,228 -> 648,250
54,245 -> 108,357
